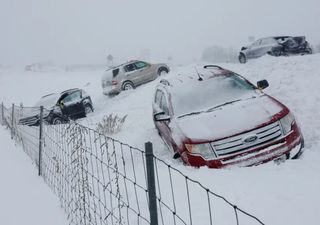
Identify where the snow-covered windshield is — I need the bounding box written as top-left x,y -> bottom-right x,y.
172,72 -> 257,117
34,93 -> 60,108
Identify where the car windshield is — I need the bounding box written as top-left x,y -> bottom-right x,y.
34,93 -> 60,108
172,72 -> 257,118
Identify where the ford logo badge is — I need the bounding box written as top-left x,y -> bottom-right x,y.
243,135 -> 258,144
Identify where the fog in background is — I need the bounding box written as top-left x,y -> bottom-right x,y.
0,0 -> 319,66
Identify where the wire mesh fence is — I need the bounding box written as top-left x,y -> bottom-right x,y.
0,103 -> 265,225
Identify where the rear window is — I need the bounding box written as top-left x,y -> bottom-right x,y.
112,68 -> 119,78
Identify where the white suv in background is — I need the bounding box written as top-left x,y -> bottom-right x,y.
101,60 -> 170,95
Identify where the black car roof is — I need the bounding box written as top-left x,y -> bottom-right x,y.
60,88 -> 81,95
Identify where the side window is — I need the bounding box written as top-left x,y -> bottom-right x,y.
124,63 -> 136,73
62,91 -> 81,105
112,68 -> 119,78
134,61 -> 148,70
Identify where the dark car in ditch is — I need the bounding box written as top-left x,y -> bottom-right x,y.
19,88 -> 94,126
239,36 -> 312,63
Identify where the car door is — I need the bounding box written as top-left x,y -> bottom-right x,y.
247,39 -> 262,58
134,61 -> 155,83
154,90 -> 175,149
259,38 -> 278,56
123,63 -> 141,86
61,91 -> 85,119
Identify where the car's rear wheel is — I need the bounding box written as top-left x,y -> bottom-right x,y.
158,67 -> 169,76
239,54 -> 247,64
271,49 -> 282,57
122,81 -> 134,90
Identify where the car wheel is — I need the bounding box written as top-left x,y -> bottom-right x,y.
238,54 -> 247,64
271,49 -> 282,57
52,117 -> 63,125
122,81 -> 134,90
306,48 -> 312,54
84,104 -> 93,115
158,67 -> 169,76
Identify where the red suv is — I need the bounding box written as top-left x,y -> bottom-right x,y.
152,65 -> 304,168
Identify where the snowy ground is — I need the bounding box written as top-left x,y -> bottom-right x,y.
1,54 -> 320,225
0,128 -> 68,225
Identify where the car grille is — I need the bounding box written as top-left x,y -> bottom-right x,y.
211,121 -> 283,157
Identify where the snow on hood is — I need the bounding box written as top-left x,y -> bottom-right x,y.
175,94 -> 284,142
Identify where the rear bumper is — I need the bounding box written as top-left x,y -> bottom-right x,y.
102,86 -> 121,95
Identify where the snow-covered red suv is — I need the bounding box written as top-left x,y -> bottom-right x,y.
152,65 -> 304,168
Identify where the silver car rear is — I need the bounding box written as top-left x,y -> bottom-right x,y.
102,60 -> 169,95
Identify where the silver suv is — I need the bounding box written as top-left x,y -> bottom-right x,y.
102,60 -> 170,95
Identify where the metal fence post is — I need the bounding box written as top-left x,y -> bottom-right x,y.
38,106 -> 44,176
145,142 -> 158,225
1,102 -> 4,125
11,103 -> 15,139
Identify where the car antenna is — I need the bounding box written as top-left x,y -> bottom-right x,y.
195,67 -> 203,81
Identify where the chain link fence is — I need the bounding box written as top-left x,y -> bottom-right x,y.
0,103 -> 265,225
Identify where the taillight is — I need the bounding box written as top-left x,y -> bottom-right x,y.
112,80 -> 118,85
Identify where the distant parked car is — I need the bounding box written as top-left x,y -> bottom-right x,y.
19,88 -> 93,126
153,65 -> 304,168
101,60 -> 170,95
239,36 -> 312,63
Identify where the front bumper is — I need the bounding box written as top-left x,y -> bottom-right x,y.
181,122 -> 304,168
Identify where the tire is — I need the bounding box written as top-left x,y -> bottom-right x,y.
84,104 -> 93,115
158,67 -> 169,76
122,81 -> 134,90
271,49 -> 282,57
238,54 -> 247,64
306,48 -> 312,55
52,117 -> 63,125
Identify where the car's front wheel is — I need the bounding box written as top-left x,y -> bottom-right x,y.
239,54 -> 247,64
52,117 -> 63,125
158,67 -> 169,76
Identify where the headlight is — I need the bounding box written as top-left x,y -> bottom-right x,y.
185,143 -> 217,159
280,112 -> 295,135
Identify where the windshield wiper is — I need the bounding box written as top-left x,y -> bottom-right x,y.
178,96 -> 256,119
206,99 -> 242,112
178,99 -> 241,119
178,110 -> 205,119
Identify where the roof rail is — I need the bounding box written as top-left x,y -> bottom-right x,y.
203,65 -> 223,69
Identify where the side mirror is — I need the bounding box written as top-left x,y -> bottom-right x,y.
257,80 -> 269,89
241,46 -> 247,51
154,111 -> 170,122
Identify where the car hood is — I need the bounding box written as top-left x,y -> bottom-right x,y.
175,95 -> 285,142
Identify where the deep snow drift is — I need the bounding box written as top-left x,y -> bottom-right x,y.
1,54 -> 320,225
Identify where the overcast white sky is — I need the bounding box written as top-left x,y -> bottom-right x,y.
0,0 -> 319,65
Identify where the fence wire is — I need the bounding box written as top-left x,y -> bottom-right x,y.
1,103 -> 265,225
